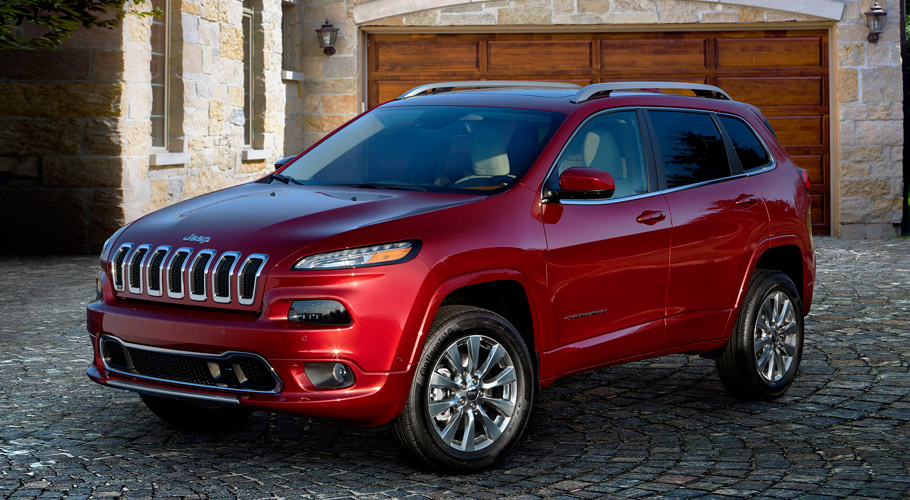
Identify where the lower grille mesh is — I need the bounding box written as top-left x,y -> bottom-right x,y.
101,339 -> 278,392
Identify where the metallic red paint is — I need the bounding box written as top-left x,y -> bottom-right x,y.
87,87 -> 815,427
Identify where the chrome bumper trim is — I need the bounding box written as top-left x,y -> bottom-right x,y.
106,379 -> 241,406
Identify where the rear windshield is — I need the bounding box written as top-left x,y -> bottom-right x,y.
280,106 -> 566,193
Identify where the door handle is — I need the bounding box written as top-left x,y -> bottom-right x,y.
636,210 -> 666,225
735,194 -> 760,208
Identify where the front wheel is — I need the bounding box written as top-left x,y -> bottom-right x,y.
716,269 -> 804,400
393,306 -> 534,472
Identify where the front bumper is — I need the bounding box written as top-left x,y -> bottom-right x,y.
85,259 -> 436,427
86,330 -> 414,427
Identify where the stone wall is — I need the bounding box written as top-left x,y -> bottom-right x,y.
0,20 -> 128,253
128,0 -> 285,223
288,0 -> 904,238
835,0 -> 904,238
0,0 -> 286,253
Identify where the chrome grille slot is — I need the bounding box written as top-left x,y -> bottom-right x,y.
212,252 -> 241,304
188,250 -> 216,301
166,248 -> 193,299
127,245 -> 151,294
112,244 -> 133,291
146,246 -> 171,297
237,254 -> 268,306
109,244 -> 266,306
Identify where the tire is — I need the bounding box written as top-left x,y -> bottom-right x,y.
393,305 -> 534,472
140,394 -> 254,429
716,269 -> 804,400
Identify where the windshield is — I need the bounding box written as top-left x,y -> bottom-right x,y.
280,106 -> 566,193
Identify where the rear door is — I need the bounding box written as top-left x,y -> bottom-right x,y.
542,109 -> 671,378
644,109 -> 769,349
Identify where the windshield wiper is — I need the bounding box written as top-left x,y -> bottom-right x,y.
271,173 -> 305,185
329,182 -> 428,192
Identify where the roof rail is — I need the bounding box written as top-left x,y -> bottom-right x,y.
398,81 -> 582,100
571,82 -> 732,103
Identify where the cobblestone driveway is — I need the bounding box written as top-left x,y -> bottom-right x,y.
1,237 -> 909,499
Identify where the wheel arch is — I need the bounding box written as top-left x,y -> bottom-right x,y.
407,270 -> 545,386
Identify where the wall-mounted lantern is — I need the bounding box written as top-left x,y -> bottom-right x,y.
865,1 -> 887,44
316,19 -> 339,56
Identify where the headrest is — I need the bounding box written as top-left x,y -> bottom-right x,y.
583,131 -> 620,169
471,128 -> 510,176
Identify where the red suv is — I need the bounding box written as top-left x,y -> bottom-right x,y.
88,81 -> 815,471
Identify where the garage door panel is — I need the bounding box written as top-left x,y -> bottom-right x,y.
809,193 -> 828,227
489,41 -> 593,70
791,154 -> 826,185
375,41 -> 479,72
601,39 -> 706,69
765,116 -> 825,147
715,37 -> 824,69
715,77 -> 824,107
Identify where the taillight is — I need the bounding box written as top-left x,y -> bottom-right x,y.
797,168 -> 810,192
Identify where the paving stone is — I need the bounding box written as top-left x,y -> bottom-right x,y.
1,237 -> 910,499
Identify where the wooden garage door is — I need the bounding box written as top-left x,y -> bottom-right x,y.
367,30 -> 830,234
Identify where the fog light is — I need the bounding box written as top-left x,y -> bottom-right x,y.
305,362 -> 355,388
288,300 -> 352,325
332,363 -> 348,384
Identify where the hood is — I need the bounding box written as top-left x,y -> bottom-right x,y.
117,182 -> 481,259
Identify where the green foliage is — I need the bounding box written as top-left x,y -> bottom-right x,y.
0,0 -> 153,50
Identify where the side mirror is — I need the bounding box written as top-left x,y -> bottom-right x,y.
545,167 -> 615,201
274,155 -> 296,170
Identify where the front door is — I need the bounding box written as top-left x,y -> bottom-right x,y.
541,109 -> 670,379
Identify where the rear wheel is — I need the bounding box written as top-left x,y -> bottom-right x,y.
716,269 -> 804,400
393,305 -> 534,472
140,394 -> 253,429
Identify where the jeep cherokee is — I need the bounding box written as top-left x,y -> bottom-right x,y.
88,81 -> 815,471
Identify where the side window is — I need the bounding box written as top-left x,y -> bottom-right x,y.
649,110 -> 730,189
554,110 -> 649,199
718,115 -> 772,171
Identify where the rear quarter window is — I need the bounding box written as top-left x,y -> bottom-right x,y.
718,115 -> 773,172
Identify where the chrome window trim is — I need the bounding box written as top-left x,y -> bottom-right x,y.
559,173 -> 752,205
237,254 -> 269,306
144,245 -> 171,297
127,244 -> 153,294
99,334 -> 284,395
212,251 -> 242,304
714,111 -> 778,176
188,249 -> 217,302
166,247 -> 194,299
111,243 -> 134,292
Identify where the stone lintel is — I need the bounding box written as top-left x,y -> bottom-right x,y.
353,0 -> 845,24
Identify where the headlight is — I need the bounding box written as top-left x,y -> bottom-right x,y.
293,240 -> 419,270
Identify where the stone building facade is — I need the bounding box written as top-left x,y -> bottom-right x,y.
0,0 -> 285,252
0,0 -> 904,252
